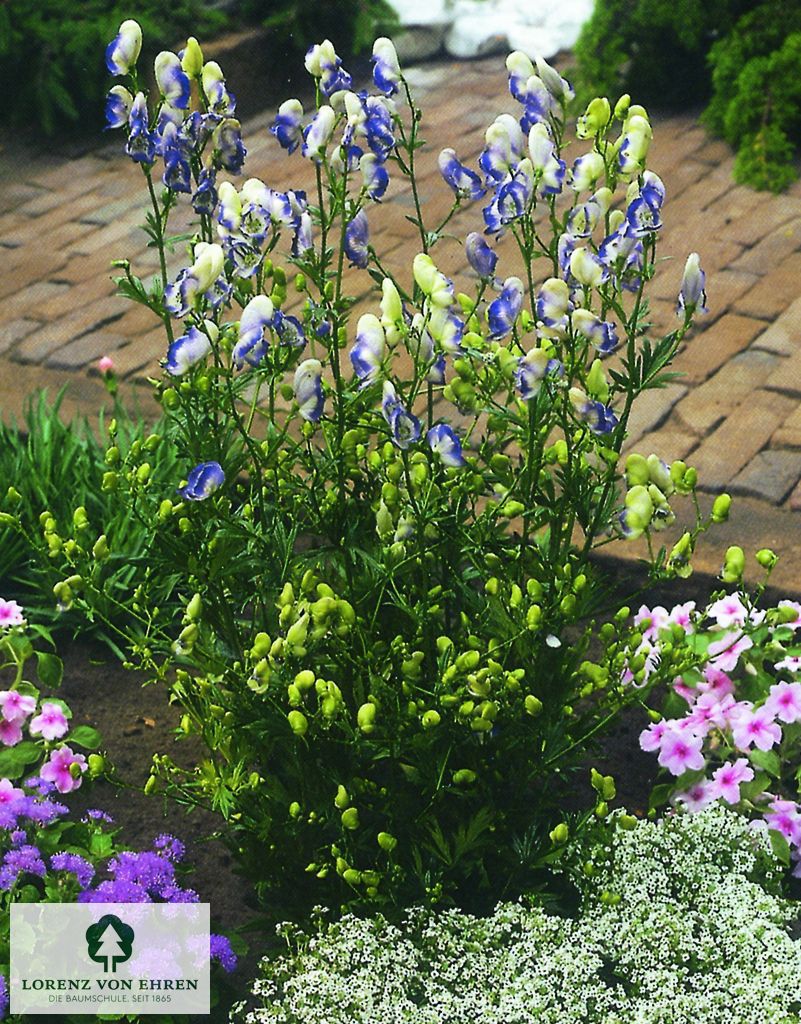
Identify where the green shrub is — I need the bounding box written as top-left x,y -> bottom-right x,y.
239,0 -> 398,58
233,807 -> 800,1023
0,1 -> 226,135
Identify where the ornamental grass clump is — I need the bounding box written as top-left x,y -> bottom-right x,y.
233,806 -> 801,1023
10,22 -> 730,915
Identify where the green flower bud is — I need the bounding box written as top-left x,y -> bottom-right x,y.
294,669 -> 315,691
87,754 -> 105,777
577,96 -> 612,138
182,36 -> 204,75
136,462 -> 151,485
92,534 -> 109,561
101,471 -> 118,492
421,710 -> 441,729
357,702 -> 377,734
618,814 -> 638,831
342,868 -> 362,885
287,710 -> 308,737
334,784 -> 350,810
524,695 -> 543,716
72,506 -> 89,531
500,500 -> 525,518
144,775 -> 158,795
721,545 -> 745,584
453,769 -> 477,785
341,807 -> 360,830
711,493 -> 732,523
185,593 -> 202,622
289,801 -> 302,818
5,487 -> 21,506
526,605 -> 542,631
550,823 -> 569,844
377,831 -> 397,852
756,548 -> 778,570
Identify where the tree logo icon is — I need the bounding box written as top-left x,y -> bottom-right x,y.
85,914 -> 135,973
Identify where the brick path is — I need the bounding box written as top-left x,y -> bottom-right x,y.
1,56 -> 801,586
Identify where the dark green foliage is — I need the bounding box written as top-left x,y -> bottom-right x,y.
575,0 -> 801,191
239,0 -> 398,59
0,1 -> 226,136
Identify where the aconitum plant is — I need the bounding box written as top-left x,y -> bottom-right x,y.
14,23 -> 725,914
634,559 -> 801,877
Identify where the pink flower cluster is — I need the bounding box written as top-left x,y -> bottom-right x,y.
0,693 -> 68,747
636,592 -> 801,875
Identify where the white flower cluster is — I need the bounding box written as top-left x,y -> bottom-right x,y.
232,807 -> 801,1024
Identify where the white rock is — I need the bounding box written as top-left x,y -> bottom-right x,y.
387,0 -> 450,27
444,15 -> 508,58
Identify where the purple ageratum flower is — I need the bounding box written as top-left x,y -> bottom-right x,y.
153,834 -> 186,863
126,92 -> 156,165
0,844 -> 46,890
271,98 -> 304,154
23,795 -> 68,826
427,425 -> 466,468
351,314 -> 386,386
210,934 -> 238,973
465,232 -> 498,278
372,37 -> 401,96
192,167 -> 218,216
360,153 -> 389,201
488,277 -> 524,339
165,324 -> 215,376
344,210 -> 370,269
40,746 -> 87,794
51,852 -> 95,889
515,348 -> 562,401
80,879 -> 150,904
677,252 -> 707,315
106,19 -> 142,76
438,149 -> 485,200
178,461 -> 225,502
83,808 -> 114,824
29,702 -> 69,741
109,850 -> 176,898
293,359 -> 324,422
155,51 -> 190,110
0,974 -> 7,1020
234,295 -> 275,367
105,85 -> 132,129
214,119 -> 246,174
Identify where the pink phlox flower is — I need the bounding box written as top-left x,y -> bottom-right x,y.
688,691 -> 735,732
657,724 -> 706,776
674,779 -> 716,813
711,758 -> 754,804
39,747 -> 87,794
0,721 -> 22,747
707,631 -> 753,673
0,599 -> 24,628
777,600 -> 801,630
635,604 -> 669,643
667,600 -> 696,631
0,691 -> 36,725
673,676 -> 698,705
764,799 -> 801,846
765,681 -> 801,724
0,779 -> 24,806
699,666 -> 735,700
775,656 -> 801,674
639,719 -> 667,752
729,704 -> 782,752
29,702 -> 69,741
707,593 -> 749,629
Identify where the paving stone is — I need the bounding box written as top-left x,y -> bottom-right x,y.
730,450 -> 801,505
1,281 -> 72,322
674,314 -> 764,384
752,296 -> 801,356
734,252 -> 801,321
0,250 -> 69,301
765,349 -> 801,397
46,330 -> 129,370
0,319 -> 42,356
674,350 -> 782,436
690,392 -> 796,492
731,218 -> 801,276
624,383 -> 688,446
623,426 -> 698,463
772,405 -> 801,449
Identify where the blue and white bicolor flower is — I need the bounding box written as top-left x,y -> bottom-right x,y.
126,92 -> 155,165
535,277 -> 571,332
427,424 -> 466,468
625,170 -> 665,236
479,114 -> 524,184
105,85 -> 132,129
506,51 -> 535,103
106,19 -> 142,76
273,311 -> 306,348
293,359 -> 324,422
565,200 -> 602,239
488,277 -> 524,339
160,121 -> 191,193
569,247 -> 608,290
363,96 -> 396,160
202,61 -> 236,115
506,53 -> 554,132
192,167 -> 218,216
569,387 -> 619,434
164,243 -> 225,319
515,348 -> 562,400
598,227 -> 643,273
409,312 -> 435,365
557,233 -> 577,277
165,321 -> 217,376
534,55 -> 574,106
305,40 -> 352,96
382,381 -> 421,450
179,461 -> 225,501
292,211 -> 314,258
617,114 -> 652,176
570,152 -> 606,194
331,142 -> 363,176
301,105 -> 336,163
528,123 -> 565,195
428,305 -> 464,354
155,51 -> 190,110
380,278 -> 404,347
465,232 -> 498,279
344,210 -> 370,269
271,98 -> 304,154
438,149 -> 485,200
413,254 -> 454,308
228,240 -> 263,279
233,294 -> 275,367
372,37 -> 401,96
216,180 -> 242,235
677,252 -> 707,315
213,119 -> 246,173
360,152 -> 389,200
571,309 -> 619,354
351,314 -> 386,386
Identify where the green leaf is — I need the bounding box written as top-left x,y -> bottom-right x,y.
749,748 -> 781,778
0,741 -> 42,779
68,724 -> 102,749
769,828 -> 791,866
648,782 -> 674,810
36,651 -> 63,689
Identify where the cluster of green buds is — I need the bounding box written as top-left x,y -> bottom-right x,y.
173,591 -> 202,656
620,452 -> 691,540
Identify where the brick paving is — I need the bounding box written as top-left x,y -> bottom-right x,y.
2,55 -> 801,583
